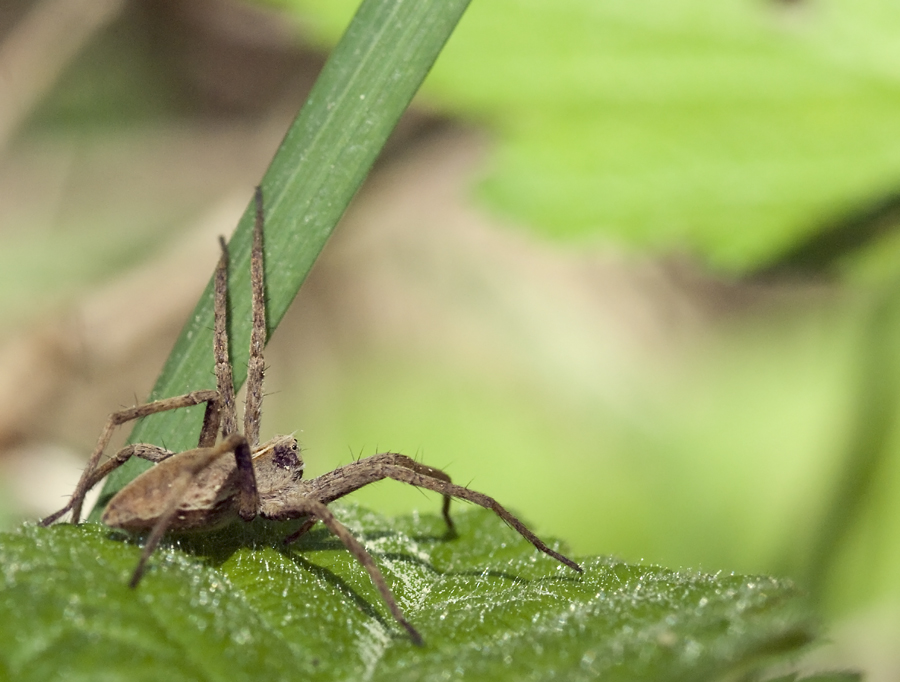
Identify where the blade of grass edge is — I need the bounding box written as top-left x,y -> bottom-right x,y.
90,0 -> 472,517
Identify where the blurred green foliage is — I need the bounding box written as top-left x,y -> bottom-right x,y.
279,0 -> 900,270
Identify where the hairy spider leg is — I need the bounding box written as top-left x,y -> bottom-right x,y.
213,236 -> 237,439
41,389 -> 221,526
210,189 -> 266,508
244,186 -> 266,448
73,444 -> 175,498
281,453 -> 456,545
214,186 -> 266,447
304,460 -> 584,573
40,444 -> 175,527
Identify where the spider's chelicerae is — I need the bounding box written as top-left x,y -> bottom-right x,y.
41,187 -> 583,644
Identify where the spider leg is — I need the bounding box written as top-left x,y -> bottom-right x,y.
128,433 -> 254,587
90,445 -> 175,484
42,389 -> 220,526
40,444 -> 176,526
214,235 -> 238,438
309,461 -> 583,573
197,396 -> 222,448
282,515 -> 318,545
243,186 -> 266,448
285,497 -> 423,646
303,453 -> 456,533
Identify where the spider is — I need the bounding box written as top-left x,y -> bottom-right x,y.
41,187 -> 583,645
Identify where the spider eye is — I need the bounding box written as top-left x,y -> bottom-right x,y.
272,440 -> 303,471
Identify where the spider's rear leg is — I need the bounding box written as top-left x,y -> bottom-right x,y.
282,453 -> 456,545
307,461 -> 583,573
41,389 -> 220,525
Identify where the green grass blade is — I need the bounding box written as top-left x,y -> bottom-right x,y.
92,0 -> 472,513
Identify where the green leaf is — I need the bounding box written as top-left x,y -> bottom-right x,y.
280,0 -> 900,272
92,0 -> 472,513
1,507 -> 817,681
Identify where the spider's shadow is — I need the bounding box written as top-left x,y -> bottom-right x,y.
110,517 -> 450,635
111,515 -> 578,625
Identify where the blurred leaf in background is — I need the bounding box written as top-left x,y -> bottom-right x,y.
277,0 -> 900,270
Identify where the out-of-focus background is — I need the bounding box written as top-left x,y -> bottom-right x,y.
1,0 -> 899,677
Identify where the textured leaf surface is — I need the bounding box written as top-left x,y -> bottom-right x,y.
1,507 -> 815,681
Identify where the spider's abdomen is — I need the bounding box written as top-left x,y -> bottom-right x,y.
101,449 -> 240,532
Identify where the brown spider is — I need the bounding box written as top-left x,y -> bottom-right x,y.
41,187 -> 583,645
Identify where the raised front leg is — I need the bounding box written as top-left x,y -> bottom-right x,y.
243,186 -> 267,448
213,187 -> 267,447
213,236 -> 237,438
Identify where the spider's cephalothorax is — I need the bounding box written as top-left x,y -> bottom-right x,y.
41,187 -> 582,645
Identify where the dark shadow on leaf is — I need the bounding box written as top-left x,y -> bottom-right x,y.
108,517 -> 311,570
279,550 -> 397,634
103,513 -> 580,597
409,526 -> 458,544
